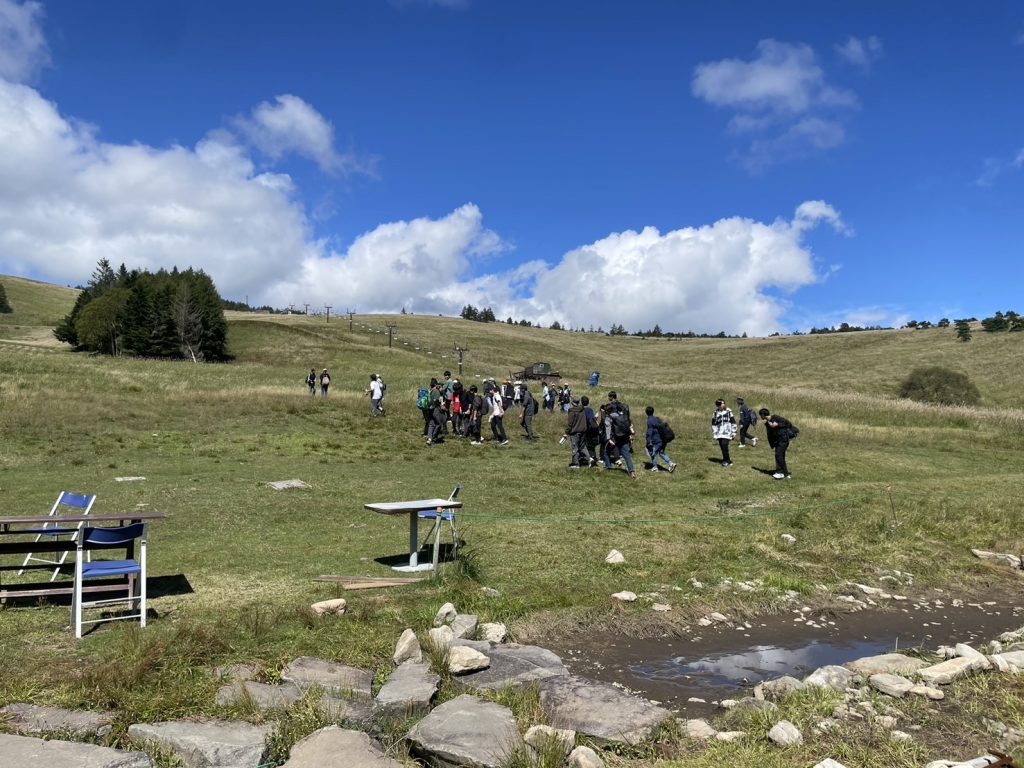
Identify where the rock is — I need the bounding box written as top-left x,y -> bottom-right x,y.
910,685 -> 945,700
318,697 -> 374,730
697,617 -> 713,626
374,663 -> 440,716
309,598 -> 347,616
890,730 -> 912,742
854,583 -> 884,595
479,587 -> 500,598
0,703 -> 115,739
971,549 -> 1023,569
215,681 -> 303,710
805,665 -> 859,691
448,645 -> 491,674
846,653 -> 929,677
605,549 -> 625,565
709,612 -> 729,623
451,614 -> 479,639
689,578 -> 704,589
761,676 -> 806,699
683,718 -> 717,741
280,657 -> 373,699
719,699 -> 738,709
452,641 -> 569,691
393,628 -> 423,665
767,720 -> 803,747
428,626 -> 454,649
435,602 -> 457,625
780,534 -> 796,544
478,622 -> 508,643
407,694 -> 522,768
213,664 -> 259,682
869,673 -> 915,698
651,603 -> 672,612
955,643 -> 993,671
918,657 -> 978,685
0,732 -> 153,767
524,724 -> 575,755
813,760 -> 849,768
611,591 -> 637,602
280,727 -> 404,768
990,651 -> 1024,671
127,720 -> 272,768
268,479 -> 311,490
875,715 -> 898,729
731,698 -> 777,714
715,731 -> 746,742
568,745 -> 604,768
539,676 -> 672,746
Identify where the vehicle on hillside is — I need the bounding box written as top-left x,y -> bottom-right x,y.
512,362 -> 561,381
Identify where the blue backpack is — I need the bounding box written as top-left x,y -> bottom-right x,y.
417,388 -> 431,410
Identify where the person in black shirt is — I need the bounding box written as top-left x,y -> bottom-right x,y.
760,408 -> 797,479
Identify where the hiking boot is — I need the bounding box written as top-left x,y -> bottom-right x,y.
471,440 -> 483,446
650,467 -> 660,472
752,437 -> 758,446
772,472 -> 786,479
668,462 -> 677,473
568,464 -> 580,469
500,440 -> 510,446
737,443 -> 746,448
722,461 -> 733,467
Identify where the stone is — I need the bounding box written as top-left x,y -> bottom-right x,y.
0,703 -> 115,739
715,731 -> 746,742
374,663 -> 440,716
213,663 -> 260,682
761,675 -> 806,699
767,720 -> 803,746
697,617 -> 713,626
280,657 -> 373,699
780,534 -> 796,544
310,598 -> 347,616
407,694 -> 522,768
524,724 -> 575,755
393,628 -> 423,665
910,685 -> 945,700
318,696 -> 374,730
875,715 -> 898,729
890,730 -> 912,742
731,698 -> 777,714
955,643 -> 992,671
611,591 -> 637,602
448,645 -> 491,674
215,681 -> 303,710
651,603 -> 672,612
451,613 -> 479,639
478,622 -> 508,643
568,745 -> 605,768
813,760 -> 849,768
479,587 -> 500,598
127,720 -> 272,768
805,665 -> 859,691
0,732 -> 153,767
854,583 -> 884,595
709,612 -> 728,623
846,653 -> 930,677
918,656 -> 978,685
539,676 -> 672,746
452,641 -> 569,691
434,602 -> 457,625
280,726 -> 404,768
267,479 -> 311,490
991,651 -> 1024,671
971,549 -> 1023,569
428,625 -> 454,649
869,673 -> 915,698
683,718 -> 717,741
605,549 -> 625,564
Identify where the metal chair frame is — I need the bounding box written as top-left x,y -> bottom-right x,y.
19,492 -> 96,581
72,523 -> 147,639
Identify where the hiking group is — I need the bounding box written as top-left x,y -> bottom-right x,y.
415,372 -> 798,480
306,368 -> 331,399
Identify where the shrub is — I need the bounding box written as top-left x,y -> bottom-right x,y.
898,366 -> 980,406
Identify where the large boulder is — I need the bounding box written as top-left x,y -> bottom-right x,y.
452,641 -> 568,691
280,727 -> 403,768
0,703 -> 115,739
127,720 -> 272,768
845,653 -> 929,677
373,663 -> 440,717
407,694 -> 522,768
869,674 -> 915,698
0,733 -> 152,767
917,657 -> 978,685
804,665 -> 859,691
280,657 -> 373,699
215,681 -> 303,710
539,676 -> 672,746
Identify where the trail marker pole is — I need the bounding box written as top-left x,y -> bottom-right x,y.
325,305 -> 332,323
386,323 -> 397,348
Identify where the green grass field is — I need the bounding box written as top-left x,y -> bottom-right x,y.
1,275 -> 1022,766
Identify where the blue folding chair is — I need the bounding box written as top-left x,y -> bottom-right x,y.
419,485 -> 460,566
19,491 -> 96,581
72,523 -> 147,639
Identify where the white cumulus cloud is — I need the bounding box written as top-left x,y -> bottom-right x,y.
0,0 -> 48,83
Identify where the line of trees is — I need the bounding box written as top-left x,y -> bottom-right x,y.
54,259 -> 230,361
0,281 -> 11,313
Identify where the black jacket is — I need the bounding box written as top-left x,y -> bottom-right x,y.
764,415 -> 795,448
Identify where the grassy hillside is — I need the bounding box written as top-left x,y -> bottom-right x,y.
0,274 -> 78,333
0,286 -> 1022,767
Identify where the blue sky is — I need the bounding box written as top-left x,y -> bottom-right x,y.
1,0 -> 1022,335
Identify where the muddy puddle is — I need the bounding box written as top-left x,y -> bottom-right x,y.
548,596 -> 1024,716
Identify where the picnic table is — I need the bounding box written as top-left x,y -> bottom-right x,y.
363,498 -> 462,572
0,512 -> 166,600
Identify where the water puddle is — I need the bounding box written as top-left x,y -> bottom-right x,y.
549,596 -> 1024,715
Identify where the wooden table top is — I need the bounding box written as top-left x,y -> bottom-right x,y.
0,512 -> 167,529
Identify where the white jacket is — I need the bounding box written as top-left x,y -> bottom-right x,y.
711,408 -> 737,440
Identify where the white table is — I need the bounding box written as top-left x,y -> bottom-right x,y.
364,498 -> 463,572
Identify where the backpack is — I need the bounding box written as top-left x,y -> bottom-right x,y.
609,405 -> 631,438
532,397 -> 539,416
379,380 -> 387,395
748,408 -> 758,426
417,388 -> 431,410
657,421 -> 675,445
788,424 -> 800,440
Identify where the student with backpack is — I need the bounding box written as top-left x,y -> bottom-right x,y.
306,368 -> 317,396
644,406 -> 677,473
419,379 -> 438,436
520,384 -> 538,440
602,391 -> 637,478
467,385 -> 485,444
367,374 -> 384,416
564,397 -> 593,468
736,397 -> 758,448
581,395 -> 600,465
711,399 -> 737,466
487,383 -> 509,445
760,408 -> 798,479
320,368 -> 331,399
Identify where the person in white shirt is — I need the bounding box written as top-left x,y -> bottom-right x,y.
367,374 -> 383,416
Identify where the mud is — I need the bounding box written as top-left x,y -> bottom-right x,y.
547,596 -> 1024,716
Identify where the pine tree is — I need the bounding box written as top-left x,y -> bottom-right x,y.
0,281 -> 11,313
954,320 -> 972,342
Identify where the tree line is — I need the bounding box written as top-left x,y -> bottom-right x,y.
54,259 -> 230,361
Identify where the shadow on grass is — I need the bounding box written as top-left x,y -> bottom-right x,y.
0,573 -> 193,608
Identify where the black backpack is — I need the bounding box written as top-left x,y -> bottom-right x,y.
657,421 -> 675,444
609,404 -> 631,438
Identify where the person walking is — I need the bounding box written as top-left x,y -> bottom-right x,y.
306,368 -> 317,396
760,408 -> 798,479
602,391 -> 636,478
467,384 -> 485,445
376,374 -> 387,415
426,380 -> 447,445
736,397 -> 758,448
645,406 -> 677,472
581,395 -> 600,466
711,399 -> 736,466
487,383 -> 509,445
367,374 -> 383,416
520,384 -> 538,440
564,397 -> 593,468
320,368 -> 331,399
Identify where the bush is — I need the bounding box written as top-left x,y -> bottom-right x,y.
898,366 -> 980,406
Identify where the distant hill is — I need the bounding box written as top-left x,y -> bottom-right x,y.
0,275 -> 78,327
